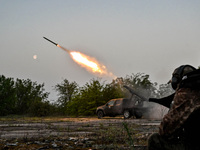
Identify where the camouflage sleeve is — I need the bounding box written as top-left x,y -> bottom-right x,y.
159,88 -> 195,138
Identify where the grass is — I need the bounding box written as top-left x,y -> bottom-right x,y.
123,122 -> 134,149
0,115 -> 91,123
0,116 -> 154,149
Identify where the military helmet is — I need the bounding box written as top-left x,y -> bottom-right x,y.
171,65 -> 196,90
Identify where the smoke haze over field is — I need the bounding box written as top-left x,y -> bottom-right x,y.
1,0 -> 200,100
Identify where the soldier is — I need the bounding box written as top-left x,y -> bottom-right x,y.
148,65 -> 200,150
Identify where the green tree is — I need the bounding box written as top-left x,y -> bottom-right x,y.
76,78 -> 105,115
29,100 -> 54,117
66,78 -> 124,116
0,75 -> 16,116
123,73 -> 153,88
55,79 -> 79,106
15,78 -> 49,114
55,79 -> 79,114
102,82 -> 124,105
66,95 -> 80,116
123,73 -> 157,98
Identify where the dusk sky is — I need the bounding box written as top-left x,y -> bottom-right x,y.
1,0 -> 200,100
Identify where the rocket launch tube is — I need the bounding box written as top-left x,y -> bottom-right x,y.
123,85 -> 175,108
43,37 -> 58,46
123,85 -> 148,101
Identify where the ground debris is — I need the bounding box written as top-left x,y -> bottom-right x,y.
0,117 -> 160,150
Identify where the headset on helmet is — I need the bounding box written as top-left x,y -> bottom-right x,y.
171,65 -> 196,90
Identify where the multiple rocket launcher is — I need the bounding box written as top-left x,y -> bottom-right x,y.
43,37 -> 172,107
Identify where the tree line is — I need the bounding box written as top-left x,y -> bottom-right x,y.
0,73 -> 173,117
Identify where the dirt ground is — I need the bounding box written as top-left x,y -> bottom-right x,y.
0,117 -> 160,150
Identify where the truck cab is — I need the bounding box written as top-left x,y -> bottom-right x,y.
102,98 -> 124,117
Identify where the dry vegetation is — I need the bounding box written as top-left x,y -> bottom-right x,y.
0,116 -> 160,150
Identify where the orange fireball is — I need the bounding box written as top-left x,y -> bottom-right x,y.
70,51 -> 102,73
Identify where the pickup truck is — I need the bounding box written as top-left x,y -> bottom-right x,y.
96,86 -> 149,119
96,98 -> 148,119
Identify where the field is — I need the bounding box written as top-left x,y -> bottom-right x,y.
0,117 -> 160,150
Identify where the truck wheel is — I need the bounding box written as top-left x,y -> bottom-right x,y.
97,110 -> 104,119
134,111 -> 142,119
123,110 -> 131,119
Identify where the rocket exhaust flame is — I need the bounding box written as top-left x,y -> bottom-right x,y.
43,37 -> 116,78
57,44 -> 70,53
70,51 -> 113,76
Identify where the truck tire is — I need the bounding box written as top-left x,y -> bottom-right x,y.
97,110 -> 104,119
123,110 -> 131,119
134,111 -> 142,119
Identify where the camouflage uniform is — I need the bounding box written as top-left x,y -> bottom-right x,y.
148,88 -> 200,150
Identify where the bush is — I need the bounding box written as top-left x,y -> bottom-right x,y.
29,101 -> 54,117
